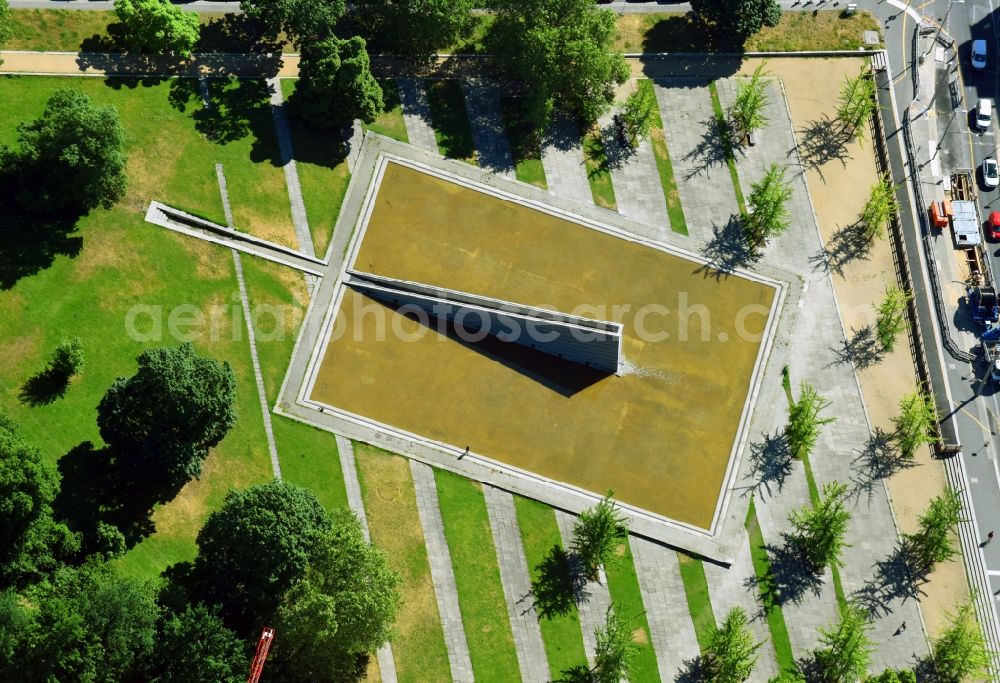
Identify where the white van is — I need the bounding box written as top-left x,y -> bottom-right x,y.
973,39 -> 988,69
977,98 -> 993,131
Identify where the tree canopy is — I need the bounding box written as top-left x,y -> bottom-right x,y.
240,0 -> 344,46
690,0 -> 781,39
97,343 -> 237,492
146,604 -> 247,683
0,0 -> 12,64
271,508 -> 401,681
744,162 -> 793,252
2,87 -> 128,213
703,606 -> 761,683
114,0 -> 200,56
930,600 -> 994,682
4,562 -> 159,682
189,480 -> 333,632
0,410 -> 77,585
789,481 -> 851,572
357,0 -> 475,61
291,36 -> 383,128
572,491 -> 628,581
590,605 -> 637,682
813,603 -> 873,683
488,0 -> 629,127
903,487 -> 963,576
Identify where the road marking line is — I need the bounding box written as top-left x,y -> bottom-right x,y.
988,570 -> 1000,576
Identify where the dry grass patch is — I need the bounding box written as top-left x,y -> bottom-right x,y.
355,445 -> 451,683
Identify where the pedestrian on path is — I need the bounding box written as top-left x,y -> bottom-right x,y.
459,445 -> 469,459
988,530 -> 995,545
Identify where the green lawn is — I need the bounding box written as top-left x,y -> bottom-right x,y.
676,553 -> 716,651
604,540 -> 660,682
425,79 -> 476,163
0,76 -> 279,581
356,445 -> 451,683
278,79 -> 352,257
513,496 -> 587,680
364,79 -> 409,144
582,129 -> 617,210
500,96 -> 547,189
745,499 -> 795,672
708,81 -> 747,215
434,469 -> 520,682
639,79 -> 687,235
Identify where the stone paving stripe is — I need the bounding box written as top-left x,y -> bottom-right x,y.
409,460 -> 475,681
629,536 -> 701,681
462,79 -> 516,179
653,79 -> 739,243
398,78 -> 439,154
483,486 -> 551,682
597,112 -> 670,240
266,76 -> 318,294
216,164 -> 281,480
541,115 -> 594,205
554,509 -> 612,668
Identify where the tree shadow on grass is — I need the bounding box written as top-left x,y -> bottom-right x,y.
830,325 -> 886,371
744,431 -> 794,498
0,179 -> 84,290
280,101 -> 352,170
168,77 -> 282,165
851,544 -> 923,618
18,367 -> 72,407
695,214 -> 758,279
810,221 -> 871,276
196,14 -> 281,54
53,441 -> 188,552
641,14 -> 746,57
796,115 -> 853,177
748,534 -> 825,608
529,545 -> 589,619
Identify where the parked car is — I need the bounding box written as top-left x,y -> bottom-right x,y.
989,211 -> 1000,241
973,39 -> 988,69
984,158 -> 1000,189
976,98 -> 994,132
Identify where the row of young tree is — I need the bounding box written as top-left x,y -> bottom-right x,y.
1,343 -> 402,681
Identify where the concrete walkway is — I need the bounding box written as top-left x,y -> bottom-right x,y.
335,435 -> 399,682
409,460 -> 475,682
483,486 -> 551,683
541,115 -> 593,206
629,537 -> 701,681
597,112 -> 670,239
715,76 -> 929,669
653,79 -> 739,242
554,510 -> 612,668
461,79 -> 516,179
397,78 -> 439,155
703,533 -> 780,682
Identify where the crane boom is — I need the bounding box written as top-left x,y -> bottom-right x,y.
247,627 -> 275,683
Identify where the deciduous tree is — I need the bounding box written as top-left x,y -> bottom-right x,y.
892,388 -> 937,459
813,603 -> 874,683
2,88 -> 128,213
591,605 -> 637,682
50,337 -> 84,379
789,481 -> 852,572
572,491 -> 628,581
147,604 -> 247,683
929,599 -> 994,682
703,606 -> 761,683
785,382 -> 834,460
488,0 -> 629,127
875,286 -> 910,352
0,0 -> 12,65
744,163 -> 793,251
730,62 -> 770,139
188,480 -> 333,632
240,0 -> 344,45
861,173 -> 897,241
271,509 -> 401,681
867,669 -> 917,683
357,0 -> 475,62
836,67 -> 877,141
690,0 -> 781,39
619,84 -> 656,147
114,0 -> 200,57
291,36 -> 383,128
903,487 -> 963,576
97,343 -> 237,492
